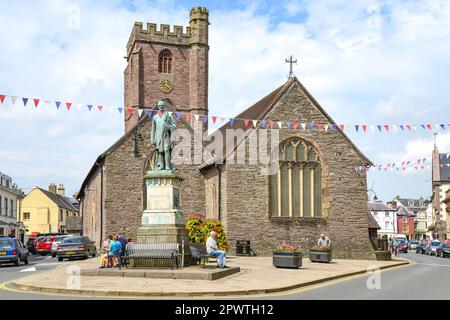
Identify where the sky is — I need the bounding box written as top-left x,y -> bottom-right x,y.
1,0 -> 450,202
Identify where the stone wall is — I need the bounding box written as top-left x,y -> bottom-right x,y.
221,82 -> 376,260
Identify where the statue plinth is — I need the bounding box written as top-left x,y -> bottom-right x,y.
135,170 -> 191,267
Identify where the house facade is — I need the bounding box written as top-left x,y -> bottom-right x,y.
0,172 -> 24,239
368,200 -> 397,238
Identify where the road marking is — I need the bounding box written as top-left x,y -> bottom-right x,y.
415,262 -> 450,268
20,267 -> 36,272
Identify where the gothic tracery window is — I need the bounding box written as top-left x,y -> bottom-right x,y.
269,138 -> 323,218
158,49 -> 173,73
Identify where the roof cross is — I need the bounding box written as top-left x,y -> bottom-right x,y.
285,55 -> 297,78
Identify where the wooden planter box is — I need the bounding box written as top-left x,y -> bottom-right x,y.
273,251 -> 302,269
309,248 -> 332,263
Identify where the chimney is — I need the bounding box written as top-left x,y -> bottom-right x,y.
57,184 -> 65,197
49,183 -> 57,194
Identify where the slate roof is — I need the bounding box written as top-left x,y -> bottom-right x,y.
368,201 -> 397,212
37,188 -> 78,211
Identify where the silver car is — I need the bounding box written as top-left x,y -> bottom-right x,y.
51,235 -> 69,257
56,236 -> 97,261
425,241 -> 441,256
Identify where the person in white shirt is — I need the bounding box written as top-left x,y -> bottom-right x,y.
317,234 -> 331,248
206,231 -> 228,268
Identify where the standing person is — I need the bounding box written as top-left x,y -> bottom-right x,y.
206,231 -> 228,268
317,234 -> 331,248
109,236 -> 122,267
100,235 -> 113,268
392,238 -> 398,257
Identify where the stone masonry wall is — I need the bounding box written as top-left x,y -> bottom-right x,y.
223,82 -> 376,260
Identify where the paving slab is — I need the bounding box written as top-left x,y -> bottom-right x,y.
9,256 -> 409,297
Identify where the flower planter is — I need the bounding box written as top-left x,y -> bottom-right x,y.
273,251 -> 302,269
309,248 -> 332,263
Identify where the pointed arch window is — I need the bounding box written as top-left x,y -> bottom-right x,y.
158,49 -> 173,73
269,138 -> 323,218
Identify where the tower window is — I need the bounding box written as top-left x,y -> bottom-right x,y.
158,49 -> 173,73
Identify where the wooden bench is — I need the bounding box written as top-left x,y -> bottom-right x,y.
123,243 -> 180,270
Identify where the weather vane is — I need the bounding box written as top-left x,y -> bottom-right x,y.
285,55 -> 297,78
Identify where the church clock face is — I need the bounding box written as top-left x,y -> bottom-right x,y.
160,79 -> 173,94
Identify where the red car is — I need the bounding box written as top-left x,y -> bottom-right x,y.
397,240 -> 408,253
37,236 -> 57,255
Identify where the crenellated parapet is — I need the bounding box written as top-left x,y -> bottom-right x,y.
126,7 -> 209,58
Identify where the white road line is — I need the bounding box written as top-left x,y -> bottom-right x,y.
415,262 -> 450,268
20,267 -> 36,272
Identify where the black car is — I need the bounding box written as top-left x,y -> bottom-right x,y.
416,242 -> 428,254
26,237 -> 37,255
436,243 -> 450,258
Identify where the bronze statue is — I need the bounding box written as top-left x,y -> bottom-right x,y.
150,100 -> 177,170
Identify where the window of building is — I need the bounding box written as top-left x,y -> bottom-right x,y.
0,196 -> 2,215
4,198 -> 8,217
385,213 -> 390,218
10,199 -> 13,217
269,138 -> 323,218
158,49 -> 173,73
24,212 -> 31,220
0,227 -> 4,236
385,221 -> 390,229
59,209 -> 63,221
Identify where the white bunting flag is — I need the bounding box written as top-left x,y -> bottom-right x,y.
277,121 -> 283,129
370,125 -> 375,132
324,124 -> 329,132
138,109 -> 144,117
108,107 -> 112,113
11,96 -> 17,105
301,123 -> 306,130
76,103 -> 83,111
167,111 -> 173,117
194,114 -> 200,121
252,120 -> 258,127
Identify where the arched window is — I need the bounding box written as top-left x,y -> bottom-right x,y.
269,138 -> 323,218
158,49 -> 173,73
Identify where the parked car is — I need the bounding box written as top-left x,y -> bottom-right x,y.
409,240 -> 419,250
397,239 -> 408,253
51,235 -> 69,257
416,241 -> 428,254
425,241 -> 441,256
37,236 -> 53,255
56,236 -> 97,261
0,237 -> 29,266
436,243 -> 450,258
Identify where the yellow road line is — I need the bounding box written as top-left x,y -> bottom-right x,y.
0,261 -> 414,300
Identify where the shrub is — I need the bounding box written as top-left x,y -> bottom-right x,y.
186,215 -> 229,251
274,240 -> 299,252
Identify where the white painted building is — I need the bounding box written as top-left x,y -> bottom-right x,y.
368,200 -> 397,238
0,172 -> 24,240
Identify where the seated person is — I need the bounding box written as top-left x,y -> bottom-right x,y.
317,234 -> 331,248
206,231 -> 228,268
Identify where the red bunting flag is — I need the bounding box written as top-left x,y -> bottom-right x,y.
33,98 -> 40,107
384,125 -> 389,131
98,105 -> 103,112
362,125 -> 367,132
211,116 -> 217,124
316,123 -> 323,130
292,122 -> 299,129
421,166 -> 424,170
402,162 -> 405,166
66,102 -> 72,110
127,108 -> 134,116
406,125 -> 411,130
0,94 -> 6,104
269,121 -> 274,129
244,119 -> 250,127
426,124 -> 432,130
402,167 -> 406,171
339,124 -> 345,131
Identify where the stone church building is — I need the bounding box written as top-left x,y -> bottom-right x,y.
77,7 -> 377,260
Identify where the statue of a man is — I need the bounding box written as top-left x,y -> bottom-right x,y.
150,100 -> 177,170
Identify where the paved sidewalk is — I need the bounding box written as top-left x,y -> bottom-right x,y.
10,256 -> 408,297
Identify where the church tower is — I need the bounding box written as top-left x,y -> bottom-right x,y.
124,7 -> 209,133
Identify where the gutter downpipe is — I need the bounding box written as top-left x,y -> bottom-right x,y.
95,161 -> 104,246
215,162 -> 222,221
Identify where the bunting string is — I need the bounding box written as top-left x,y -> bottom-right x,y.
1,93 -> 450,134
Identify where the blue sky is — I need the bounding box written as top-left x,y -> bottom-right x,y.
1,0 -> 450,202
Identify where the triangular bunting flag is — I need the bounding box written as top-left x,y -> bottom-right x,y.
167,111 -> 173,117
301,123 -> 306,130
87,105 -> 93,111
194,114 -> 200,121
377,125 -> 382,132
202,115 -> 208,123
76,103 -> 83,111
22,97 -> 28,106
421,124 -> 426,130
426,124 -> 432,130
252,120 -> 258,127
278,121 -> 284,129
66,102 -> 72,110
332,124 -> 337,132
11,96 -> 17,105
406,125 -> 411,130
370,125 -> 375,132
362,125 -> 367,132
440,124 -> 446,130
244,119 -> 250,127
0,94 -> 5,104
146,110 -> 153,118
384,125 -> 389,131
118,107 -> 123,114
269,121 -> 274,129
340,124 -> 345,131
127,108 -> 134,116
293,122 -> 299,129
324,124 -> 329,131
98,105 -> 103,112
107,107 -> 112,112
316,123 -> 322,130
399,125 -> 404,131
33,98 -> 40,108
212,116 -> 217,124
230,118 -> 235,126
355,125 -> 359,132
55,101 -> 61,109
138,109 -> 143,117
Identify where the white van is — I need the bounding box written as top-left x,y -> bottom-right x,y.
394,234 -> 407,241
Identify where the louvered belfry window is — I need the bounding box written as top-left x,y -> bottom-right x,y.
158,49 -> 173,73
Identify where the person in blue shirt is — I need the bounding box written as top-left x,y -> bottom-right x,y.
109,236 -> 123,267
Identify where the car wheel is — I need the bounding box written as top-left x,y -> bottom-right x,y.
51,253 -> 56,258
14,259 -> 19,267
58,257 -> 63,262
24,256 -> 29,265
